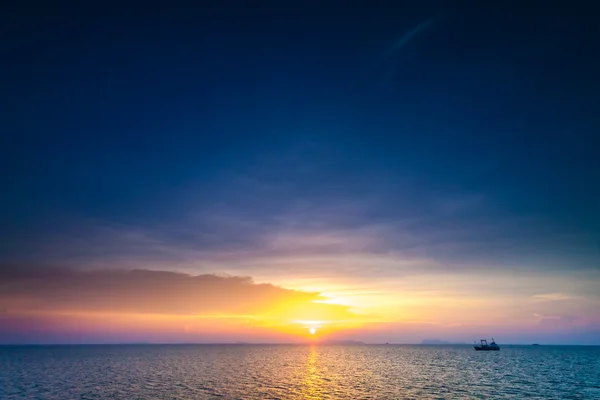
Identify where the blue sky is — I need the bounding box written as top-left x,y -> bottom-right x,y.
1,2 -> 599,344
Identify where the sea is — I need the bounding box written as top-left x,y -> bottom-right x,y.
1,344 -> 599,399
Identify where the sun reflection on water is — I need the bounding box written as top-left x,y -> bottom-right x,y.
299,345 -> 324,399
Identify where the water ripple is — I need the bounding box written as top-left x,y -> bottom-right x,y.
1,344 -> 599,399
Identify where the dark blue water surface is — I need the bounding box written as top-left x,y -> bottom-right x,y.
1,344 -> 599,399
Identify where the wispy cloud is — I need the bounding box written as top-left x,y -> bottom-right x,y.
375,16 -> 440,66
5,138 -> 599,281
373,15 -> 442,87
21,199 -> 598,281
532,293 -> 575,302
532,313 -> 561,320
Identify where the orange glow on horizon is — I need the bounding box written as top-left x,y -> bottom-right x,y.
4,266 -> 591,344
2,288 -> 376,341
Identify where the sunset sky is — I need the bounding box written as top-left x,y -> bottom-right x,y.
2,3 -> 599,345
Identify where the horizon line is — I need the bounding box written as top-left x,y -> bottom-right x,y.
1,342 -> 598,346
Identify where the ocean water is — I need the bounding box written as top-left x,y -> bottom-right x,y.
1,344 -> 599,399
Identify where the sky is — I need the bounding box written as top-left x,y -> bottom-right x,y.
1,2 -> 599,345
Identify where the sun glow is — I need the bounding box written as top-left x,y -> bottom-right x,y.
7,282 -> 377,343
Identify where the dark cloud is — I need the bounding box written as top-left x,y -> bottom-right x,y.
11,185 -> 597,277
0,265 -> 327,316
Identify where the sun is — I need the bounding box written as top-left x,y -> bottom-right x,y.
309,327 -> 316,335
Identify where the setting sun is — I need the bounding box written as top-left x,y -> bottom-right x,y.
309,328 -> 316,335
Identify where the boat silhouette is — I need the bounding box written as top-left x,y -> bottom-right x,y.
474,338 -> 500,351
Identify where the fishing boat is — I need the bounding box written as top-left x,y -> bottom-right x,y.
474,338 -> 500,351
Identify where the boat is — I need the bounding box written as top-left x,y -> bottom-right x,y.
474,338 -> 500,351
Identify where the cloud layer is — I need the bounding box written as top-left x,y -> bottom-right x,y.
0,266 -> 346,316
